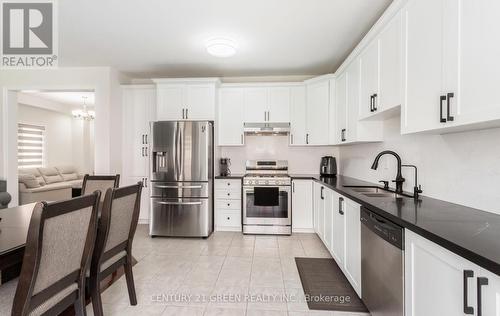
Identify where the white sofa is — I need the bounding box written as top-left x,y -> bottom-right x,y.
18,166 -> 84,205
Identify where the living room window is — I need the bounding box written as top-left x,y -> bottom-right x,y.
18,123 -> 46,169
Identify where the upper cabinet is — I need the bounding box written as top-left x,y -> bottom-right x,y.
289,85 -> 308,146
306,78 -> 331,145
244,86 -> 291,123
218,88 -> 245,146
154,78 -> 219,121
402,0 -> 500,134
359,40 -> 379,119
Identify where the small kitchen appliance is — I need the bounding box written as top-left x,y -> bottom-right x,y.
220,158 -> 231,176
320,156 -> 337,177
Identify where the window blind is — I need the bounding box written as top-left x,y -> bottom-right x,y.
18,123 -> 45,168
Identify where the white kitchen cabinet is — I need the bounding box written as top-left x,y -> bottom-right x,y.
291,180 -> 313,232
477,268 -> 500,316
289,86 -> 307,146
313,181 -> 324,235
123,176 -> 150,223
218,88 -> 245,146
322,187 -> 334,250
346,61 -> 360,142
336,72 -> 348,143
359,40 -> 379,119
215,179 -> 242,232
378,11 -> 402,114
306,79 -> 330,145
244,87 -> 291,123
405,229 -> 487,316
401,0 -> 459,134
331,193 -> 345,267
328,78 -> 338,145
344,199 -> 362,297
244,88 -> 269,123
155,79 -> 218,121
268,87 -> 291,122
122,85 -> 156,178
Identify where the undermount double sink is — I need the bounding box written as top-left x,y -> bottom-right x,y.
343,185 -> 408,199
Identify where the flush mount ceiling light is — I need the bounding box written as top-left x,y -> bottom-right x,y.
206,38 -> 237,57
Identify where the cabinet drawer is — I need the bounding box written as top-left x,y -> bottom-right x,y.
215,179 -> 242,189
217,210 -> 241,227
216,200 -> 241,210
215,189 -> 241,200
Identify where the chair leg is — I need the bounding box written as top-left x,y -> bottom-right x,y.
89,276 -> 104,316
74,288 -> 87,316
124,260 -> 137,305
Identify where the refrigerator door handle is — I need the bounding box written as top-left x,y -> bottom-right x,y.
157,201 -> 203,206
154,185 -> 203,189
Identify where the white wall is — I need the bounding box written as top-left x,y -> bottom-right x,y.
339,117 -> 500,215
219,135 -> 340,174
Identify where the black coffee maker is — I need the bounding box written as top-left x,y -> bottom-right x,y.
320,156 -> 337,177
220,158 -> 231,176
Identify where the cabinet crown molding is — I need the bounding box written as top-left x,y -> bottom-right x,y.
152,77 -> 221,84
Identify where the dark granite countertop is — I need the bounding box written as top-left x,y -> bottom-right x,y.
290,174 -> 500,276
215,174 -> 245,179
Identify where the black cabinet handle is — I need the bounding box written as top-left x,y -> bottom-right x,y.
447,92 -> 454,121
142,135 -> 145,144
320,186 -> 324,200
341,129 -> 346,142
477,277 -> 488,316
182,108 -> 185,119
145,135 -> 148,144
463,270 -> 474,315
370,95 -> 374,112
440,95 -> 447,123
339,197 -> 344,215
141,147 -> 145,157
306,134 -> 309,144
292,182 -> 295,193
373,93 -> 378,111
186,108 -> 189,119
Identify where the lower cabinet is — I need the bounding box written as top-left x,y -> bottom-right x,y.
123,176 -> 150,223
312,181 -> 362,296
291,180 -> 314,231
215,179 -> 242,231
405,229 -> 499,316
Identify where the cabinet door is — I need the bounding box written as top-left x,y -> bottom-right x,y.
379,12 -> 402,112
477,268 -> 500,316
402,0 -> 459,133
313,181 -> 322,234
457,0 -> 500,126
344,199 -> 362,296
405,229 -> 477,316
346,61 -> 360,142
291,180 -> 313,231
156,84 -> 185,120
336,72 -> 348,143
289,86 -> 307,145
331,195 -> 345,267
323,188 -> 335,251
218,88 -> 245,146
306,80 -> 330,145
122,88 -> 154,177
185,84 -> 215,120
123,176 -> 150,222
268,87 -> 290,122
328,78 -> 337,145
244,88 -> 268,123
359,40 -> 379,119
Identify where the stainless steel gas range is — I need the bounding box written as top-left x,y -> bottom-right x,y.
243,160 -> 291,235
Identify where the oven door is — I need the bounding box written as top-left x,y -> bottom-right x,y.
243,186 -> 291,225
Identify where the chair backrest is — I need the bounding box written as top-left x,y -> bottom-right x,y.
81,175 -> 120,202
12,192 -> 100,315
92,183 -> 142,272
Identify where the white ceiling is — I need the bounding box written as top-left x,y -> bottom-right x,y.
58,0 -> 392,78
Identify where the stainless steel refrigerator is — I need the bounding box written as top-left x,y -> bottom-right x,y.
149,121 -> 214,237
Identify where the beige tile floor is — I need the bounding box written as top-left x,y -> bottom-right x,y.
87,225 -> 369,316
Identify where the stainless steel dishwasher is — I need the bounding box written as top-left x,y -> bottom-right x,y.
360,207 -> 404,316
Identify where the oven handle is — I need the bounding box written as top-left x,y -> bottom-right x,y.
243,186 -> 291,191
156,201 -> 202,205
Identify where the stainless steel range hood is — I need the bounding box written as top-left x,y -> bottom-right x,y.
243,122 -> 290,135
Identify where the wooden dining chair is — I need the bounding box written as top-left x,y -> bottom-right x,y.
88,182 -> 142,316
0,192 -> 100,316
81,174 -> 120,202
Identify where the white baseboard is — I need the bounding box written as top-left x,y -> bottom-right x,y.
215,226 -> 242,232
292,227 -> 315,233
